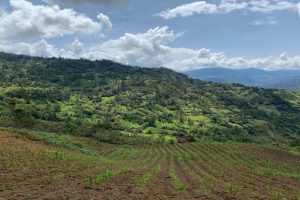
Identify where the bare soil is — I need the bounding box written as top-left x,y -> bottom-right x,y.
1,130 -> 300,200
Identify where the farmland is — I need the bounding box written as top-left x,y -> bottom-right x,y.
1,130 -> 300,200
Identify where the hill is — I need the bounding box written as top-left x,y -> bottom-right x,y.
271,79 -> 300,90
0,52 -> 300,144
185,68 -> 300,90
1,129 -> 300,199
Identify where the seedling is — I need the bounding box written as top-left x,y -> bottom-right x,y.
86,175 -> 94,188
48,171 -> 54,183
224,182 -> 234,193
169,156 -> 186,192
137,166 -> 161,187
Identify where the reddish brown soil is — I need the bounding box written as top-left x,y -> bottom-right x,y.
1,130 -> 300,200
138,155 -> 190,200
0,131 -> 47,150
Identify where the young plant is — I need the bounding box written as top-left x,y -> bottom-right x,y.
95,169 -> 123,185
86,175 -> 94,188
137,166 -> 161,188
48,171 -> 54,183
169,156 -> 186,192
224,182 -> 234,193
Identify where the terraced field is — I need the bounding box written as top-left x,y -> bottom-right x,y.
1,130 -> 300,200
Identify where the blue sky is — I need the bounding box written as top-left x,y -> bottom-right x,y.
0,0 -> 300,71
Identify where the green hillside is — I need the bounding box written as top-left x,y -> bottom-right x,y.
0,52 -> 299,144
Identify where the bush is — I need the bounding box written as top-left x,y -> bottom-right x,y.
95,130 -> 158,145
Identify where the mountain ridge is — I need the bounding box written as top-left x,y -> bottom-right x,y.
0,52 -> 299,144
185,67 -> 300,89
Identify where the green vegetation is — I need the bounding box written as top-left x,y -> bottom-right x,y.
0,52 -> 299,144
137,166 -> 161,187
169,156 -> 186,192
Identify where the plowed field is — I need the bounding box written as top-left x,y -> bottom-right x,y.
1,130 -> 300,200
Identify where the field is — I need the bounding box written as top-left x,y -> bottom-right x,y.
1,130 -> 300,200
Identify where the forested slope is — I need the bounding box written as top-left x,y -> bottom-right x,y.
0,52 -> 299,144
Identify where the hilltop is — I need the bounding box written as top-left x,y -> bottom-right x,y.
0,52 -> 299,144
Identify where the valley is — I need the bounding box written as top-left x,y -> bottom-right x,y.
1,0 -> 300,199
0,53 -> 299,199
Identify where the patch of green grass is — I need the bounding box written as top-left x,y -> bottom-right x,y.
155,121 -> 177,129
188,115 -> 210,123
101,96 -> 115,103
118,119 -> 141,129
60,105 -> 76,117
142,127 -> 176,135
253,166 -> 300,180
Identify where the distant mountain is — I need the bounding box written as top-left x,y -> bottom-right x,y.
271,79 -> 300,90
185,68 -> 300,89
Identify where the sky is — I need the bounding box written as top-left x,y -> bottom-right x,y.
0,0 -> 300,72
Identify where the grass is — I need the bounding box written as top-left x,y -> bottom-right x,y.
254,167 -> 300,180
118,119 -> 141,129
188,115 -> 210,123
101,96 -> 116,103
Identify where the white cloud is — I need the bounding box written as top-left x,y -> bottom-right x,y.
157,1 -> 218,19
86,26 -> 181,66
0,7 -> 5,16
219,0 -> 248,13
248,0 -> 296,13
97,13 -> 112,29
0,40 -> 70,57
0,0 -> 112,40
251,17 -> 278,26
158,0 -> 299,19
1,27 -> 300,71
69,39 -> 85,55
45,0 -> 129,6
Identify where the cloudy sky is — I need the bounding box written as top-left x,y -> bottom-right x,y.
0,0 -> 300,71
